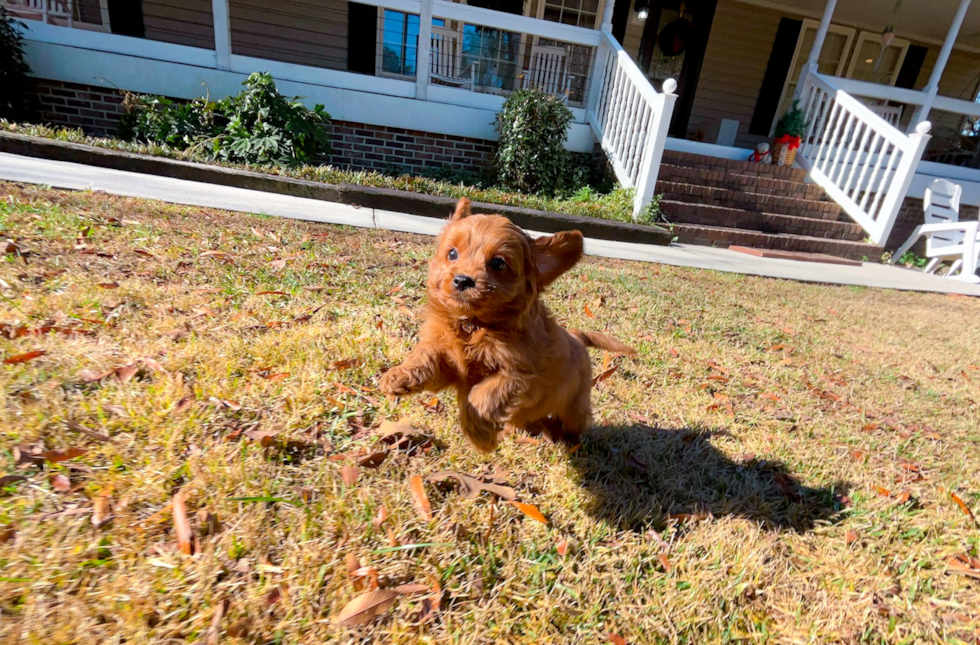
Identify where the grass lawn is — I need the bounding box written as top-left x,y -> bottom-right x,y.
1,181 -> 979,644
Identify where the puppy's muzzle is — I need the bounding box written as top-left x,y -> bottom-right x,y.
453,275 -> 476,292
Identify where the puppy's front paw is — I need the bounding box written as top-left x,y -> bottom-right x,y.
379,366 -> 420,396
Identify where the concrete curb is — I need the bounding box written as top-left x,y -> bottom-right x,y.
0,131 -> 672,246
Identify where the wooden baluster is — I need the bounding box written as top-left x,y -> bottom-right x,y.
842,120 -> 872,201
619,86 -> 640,168
868,142 -> 900,220
829,114 -> 856,185
812,100 -> 839,170
856,132 -> 882,211
820,104 -> 847,176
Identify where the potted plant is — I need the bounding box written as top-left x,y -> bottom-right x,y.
772,100 -> 806,166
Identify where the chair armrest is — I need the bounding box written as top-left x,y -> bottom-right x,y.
918,222 -> 980,234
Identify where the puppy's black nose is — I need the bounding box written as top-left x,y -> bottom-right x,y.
453,275 -> 476,291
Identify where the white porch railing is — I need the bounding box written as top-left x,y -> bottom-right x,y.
797,71 -> 931,246
586,30 -> 676,217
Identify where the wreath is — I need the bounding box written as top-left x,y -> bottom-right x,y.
657,15 -> 690,57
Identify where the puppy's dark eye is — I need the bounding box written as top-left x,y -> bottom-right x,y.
490,257 -> 507,271
448,248 -> 458,261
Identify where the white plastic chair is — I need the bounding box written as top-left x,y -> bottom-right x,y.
429,26 -> 477,91
889,178 -> 980,283
522,45 -> 573,102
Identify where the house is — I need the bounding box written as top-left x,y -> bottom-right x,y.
6,0 -> 980,260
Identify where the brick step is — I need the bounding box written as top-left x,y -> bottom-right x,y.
661,200 -> 865,241
670,223 -> 881,261
657,181 -> 841,220
662,149 -> 808,182
658,163 -> 827,200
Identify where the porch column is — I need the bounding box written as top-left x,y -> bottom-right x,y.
908,0 -> 972,130
601,0 -> 615,29
794,0 -> 836,100
586,0 -> 616,115
212,0 -> 232,71
416,0 -> 435,100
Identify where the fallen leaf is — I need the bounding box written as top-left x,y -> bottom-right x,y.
173,395 -> 196,415
845,530 -> 859,545
394,583 -> 429,594
335,589 -> 398,627
509,501 -> 547,524
173,489 -> 193,555
0,526 -> 15,544
592,365 -> 618,387
848,449 -> 867,460
556,539 -> 568,556
209,397 -> 242,411
950,492 -> 976,523
266,586 -> 283,606
0,475 -> 27,488
227,618 -> 252,638
51,473 -> 71,492
607,634 -> 628,645
946,554 -> 980,579
332,358 -> 361,370
414,595 -> 439,625
373,505 -> 389,528
115,364 -> 139,383
244,428 -> 280,447
255,290 -> 289,296
584,304 -> 595,318
92,493 -> 111,528
358,451 -> 388,469
410,475 -> 432,520
895,490 -> 912,504
98,282 -> 120,289
657,553 -> 671,572
342,465 -> 360,486
103,404 -> 129,418
66,421 -> 111,442
4,350 -> 45,365
375,421 -> 433,454
42,447 -> 87,463
426,471 -> 517,501
205,598 -> 229,645
270,258 -> 287,270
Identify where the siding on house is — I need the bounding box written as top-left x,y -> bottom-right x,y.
142,0 -> 215,50
229,0 -> 349,70
686,0 -> 783,148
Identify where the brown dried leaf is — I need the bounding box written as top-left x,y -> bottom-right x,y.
555,539 -> 568,556
98,282 -> 120,289
342,465 -> 360,486
255,290 -> 289,296
173,489 -> 193,555
51,473 -> 71,492
946,553 -> 980,579
0,475 -> 27,488
592,365 -> 618,387
173,395 -> 196,415
950,492 -> 976,522
657,553 -> 671,572
426,471 -> 517,501
92,494 -> 112,528
394,583 -> 429,595
410,475 -> 432,520
244,428 -> 280,447
42,447 -> 88,463
584,304 -> 595,318
67,421 -> 111,442
373,505 -> 389,528
4,350 -> 45,365
115,364 -> 139,383
607,634 -> 628,645
331,358 -> 361,370
334,589 -> 398,627
358,451 -> 388,469
845,530 -> 859,545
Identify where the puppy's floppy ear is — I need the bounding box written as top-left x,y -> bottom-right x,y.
532,230 -> 583,287
451,197 -> 472,221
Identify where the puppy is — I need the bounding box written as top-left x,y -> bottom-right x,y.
379,198 -> 634,453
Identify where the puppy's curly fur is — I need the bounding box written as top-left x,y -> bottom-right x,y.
379,198 -> 634,452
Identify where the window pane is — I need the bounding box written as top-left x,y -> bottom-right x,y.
382,10 -> 407,74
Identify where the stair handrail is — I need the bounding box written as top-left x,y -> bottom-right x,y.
586,29 -> 677,219
797,71 -> 931,247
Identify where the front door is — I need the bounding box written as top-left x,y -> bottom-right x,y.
613,0 -> 717,137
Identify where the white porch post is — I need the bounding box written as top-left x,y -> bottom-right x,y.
416,0 -> 434,100
633,78 -> 677,217
212,0 -> 232,71
585,0 -> 616,118
908,0 -> 972,130
794,0 -> 837,100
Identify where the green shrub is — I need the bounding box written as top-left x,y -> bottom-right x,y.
493,88 -> 572,196
119,72 -> 331,167
0,7 -> 32,121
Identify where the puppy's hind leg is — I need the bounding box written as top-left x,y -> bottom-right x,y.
555,383 -> 592,446
458,389 -> 502,454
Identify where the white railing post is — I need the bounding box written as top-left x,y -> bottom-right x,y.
794,0 -> 836,101
632,78 -> 676,218
873,121 -> 931,246
586,32 -> 610,119
212,0 -> 231,70
908,0 -> 971,130
416,0 -> 434,100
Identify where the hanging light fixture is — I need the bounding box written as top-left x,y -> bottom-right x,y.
635,0 -> 649,21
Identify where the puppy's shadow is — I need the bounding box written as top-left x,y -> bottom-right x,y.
570,424 -> 849,533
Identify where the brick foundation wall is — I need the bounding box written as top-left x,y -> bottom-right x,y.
33,80 -> 127,138
29,79 -> 495,176
887,196 -> 980,253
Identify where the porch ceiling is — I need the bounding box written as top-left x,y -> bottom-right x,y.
744,0 -> 980,48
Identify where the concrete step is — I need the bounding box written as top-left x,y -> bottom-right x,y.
662,149 -> 808,182
657,181 -> 842,220
661,200 -> 865,241
670,223 -> 881,261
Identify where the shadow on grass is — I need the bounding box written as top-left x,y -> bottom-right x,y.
571,424 -> 849,533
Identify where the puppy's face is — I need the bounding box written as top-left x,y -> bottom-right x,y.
428,199 -> 584,323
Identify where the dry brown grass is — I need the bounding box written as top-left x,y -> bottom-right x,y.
1,182 -> 979,645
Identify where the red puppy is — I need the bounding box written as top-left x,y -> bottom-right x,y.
379,198 -> 634,452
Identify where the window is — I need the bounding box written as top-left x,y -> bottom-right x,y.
462,25 -> 523,92
845,31 -> 909,86
535,0 -> 603,29
378,10 -> 446,77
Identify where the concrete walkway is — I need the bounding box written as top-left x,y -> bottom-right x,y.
2,151 -> 978,296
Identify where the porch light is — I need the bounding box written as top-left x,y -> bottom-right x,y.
635,0 -> 649,21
